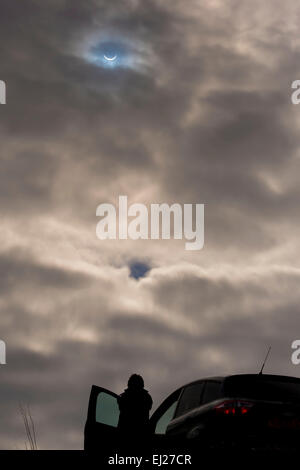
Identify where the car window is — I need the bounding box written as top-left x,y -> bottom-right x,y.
155,400 -> 178,435
95,391 -> 120,427
224,376 -> 300,402
175,382 -> 204,417
202,381 -> 222,405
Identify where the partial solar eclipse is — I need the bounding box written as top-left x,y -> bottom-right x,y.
104,54 -> 117,61
85,38 -> 142,69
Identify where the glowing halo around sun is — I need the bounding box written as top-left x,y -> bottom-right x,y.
78,34 -> 152,71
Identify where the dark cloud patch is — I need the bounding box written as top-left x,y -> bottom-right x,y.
0,249 -> 92,294
0,148 -> 57,213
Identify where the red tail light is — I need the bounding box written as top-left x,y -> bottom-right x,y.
215,400 -> 254,416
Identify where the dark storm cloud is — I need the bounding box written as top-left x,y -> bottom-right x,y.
0,0 -> 299,450
0,249 -> 92,294
0,148 -> 57,212
162,91 -> 297,202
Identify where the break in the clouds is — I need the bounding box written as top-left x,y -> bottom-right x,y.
0,0 -> 300,449
129,260 -> 151,279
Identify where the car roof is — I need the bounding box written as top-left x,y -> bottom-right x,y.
181,373 -> 300,389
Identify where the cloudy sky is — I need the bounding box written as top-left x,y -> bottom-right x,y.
1,0 -> 300,449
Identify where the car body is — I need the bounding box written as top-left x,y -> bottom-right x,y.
84,373 -> 300,451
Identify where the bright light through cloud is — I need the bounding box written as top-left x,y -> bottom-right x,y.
104,55 -> 117,62
89,40 -> 125,68
76,33 -> 153,71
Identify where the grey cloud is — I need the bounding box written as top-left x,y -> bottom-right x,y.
0,0 -> 299,450
0,249 -> 92,294
0,148 -> 57,212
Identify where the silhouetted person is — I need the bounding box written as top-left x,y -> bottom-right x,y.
117,374 -> 153,437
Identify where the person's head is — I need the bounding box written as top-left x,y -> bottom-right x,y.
127,374 -> 144,390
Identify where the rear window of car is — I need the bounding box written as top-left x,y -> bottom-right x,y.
224,376 -> 300,403
175,382 -> 204,417
202,381 -> 223,404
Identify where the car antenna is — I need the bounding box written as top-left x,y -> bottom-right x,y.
259,346 -> 271,375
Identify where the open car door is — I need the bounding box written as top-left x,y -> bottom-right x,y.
84,384 -> 183,451
84,385 -> 120,451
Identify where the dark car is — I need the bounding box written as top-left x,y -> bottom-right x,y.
84,374 -> 300,452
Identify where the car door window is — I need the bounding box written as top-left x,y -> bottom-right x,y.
175,382 -> 204,417
96,391 -> 120,427
202,381 -> 222,405
155,400 -> 178,435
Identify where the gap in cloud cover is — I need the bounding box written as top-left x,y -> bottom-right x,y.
129,260 -> 151,279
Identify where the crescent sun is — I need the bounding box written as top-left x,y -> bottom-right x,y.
104,54 -> 117,61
